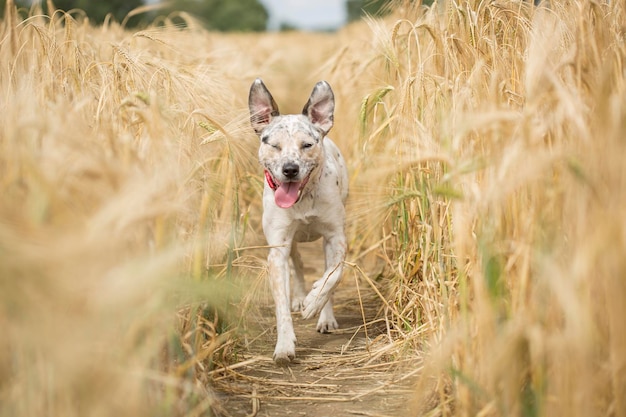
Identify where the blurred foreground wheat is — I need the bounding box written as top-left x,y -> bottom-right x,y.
0,2 -> 264,415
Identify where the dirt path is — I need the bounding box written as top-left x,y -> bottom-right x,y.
211,243 -> 420,416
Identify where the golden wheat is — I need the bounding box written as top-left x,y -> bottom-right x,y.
352,1 -> 626,416
0,3 -> 254,415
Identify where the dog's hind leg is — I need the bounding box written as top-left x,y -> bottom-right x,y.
290,242 -> 307,312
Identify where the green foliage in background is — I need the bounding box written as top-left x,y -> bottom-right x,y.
45,0 -> 143,23
160,0 -> 268,32
6,0 -> 145,26
3,0 -> 268,31
346,0 -> 434,22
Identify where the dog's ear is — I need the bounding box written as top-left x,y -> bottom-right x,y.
303,81 -> 335,136
249,78 -> 280,135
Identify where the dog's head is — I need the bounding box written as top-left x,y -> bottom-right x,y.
248,79 -> 335,209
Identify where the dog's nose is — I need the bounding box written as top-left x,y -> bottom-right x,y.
282,163 -> 300,179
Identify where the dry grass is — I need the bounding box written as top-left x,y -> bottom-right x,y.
1,0 -> 626,416
353,1 -> 626,416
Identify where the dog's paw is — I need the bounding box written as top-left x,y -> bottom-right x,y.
301,285 -> 329,320
316,317 -> 338,333
273,338 -> 296,366
317,305 -> 338,333
273,351 -> 295,366
291,295 -> 305,312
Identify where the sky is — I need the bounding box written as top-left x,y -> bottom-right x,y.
258,0 -> 347,31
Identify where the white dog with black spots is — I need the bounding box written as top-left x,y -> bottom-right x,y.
248,79 -> 348,365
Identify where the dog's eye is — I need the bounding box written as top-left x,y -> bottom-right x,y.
302,142 -> 314,149
264,140 -> 280,150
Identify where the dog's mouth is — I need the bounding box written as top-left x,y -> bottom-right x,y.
265,170 -> 310,209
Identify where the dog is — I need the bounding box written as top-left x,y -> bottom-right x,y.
248,79 -> 348,365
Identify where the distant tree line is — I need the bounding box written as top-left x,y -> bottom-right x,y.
5,0 -> 145,26
3,0 -> 269,31
347,0 -> 434,22
347,0 -> 391,21
156,0 -> 268,32
1,0 -> 439,31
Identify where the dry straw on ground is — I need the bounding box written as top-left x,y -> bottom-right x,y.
1,0 -> 625,416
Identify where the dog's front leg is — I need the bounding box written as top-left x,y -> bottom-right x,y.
301,233 -> 346,320
267,245 -> 297,364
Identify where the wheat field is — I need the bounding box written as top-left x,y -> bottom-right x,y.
1,0 -> 625,416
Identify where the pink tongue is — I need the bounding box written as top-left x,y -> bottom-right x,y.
274,181 -> 301,208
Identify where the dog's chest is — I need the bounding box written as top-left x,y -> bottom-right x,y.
291,211 -> 325,243
289,193 -> 324,227
301,196 -> 345,240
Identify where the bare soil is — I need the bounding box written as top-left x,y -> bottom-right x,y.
211,242 -> 420,417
